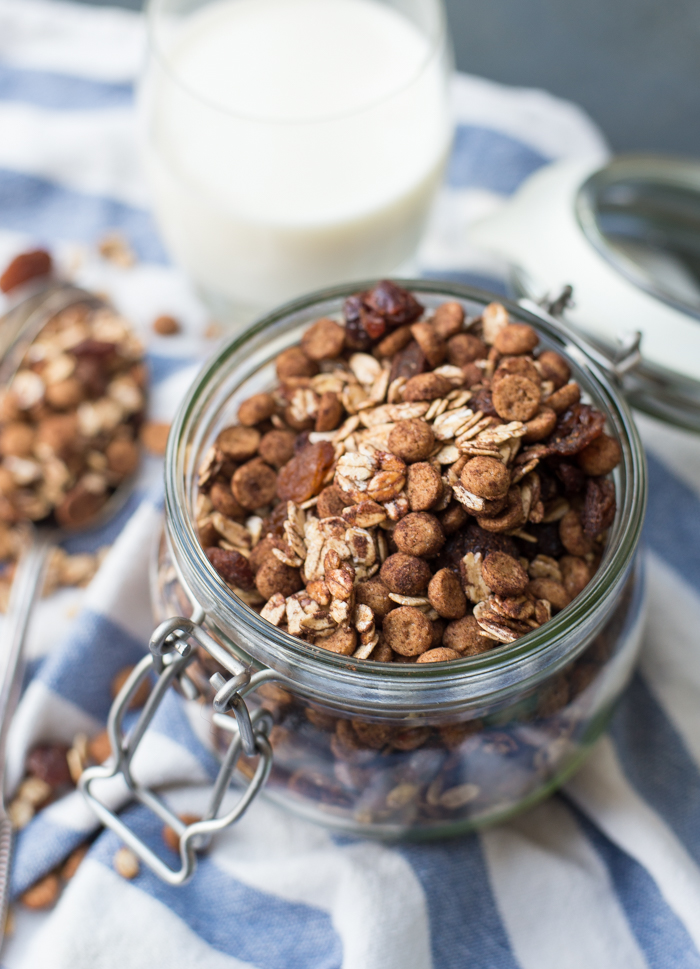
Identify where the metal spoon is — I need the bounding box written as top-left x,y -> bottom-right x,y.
0,283 -> 142,942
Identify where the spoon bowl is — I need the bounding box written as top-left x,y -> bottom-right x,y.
0,282 -> 145,940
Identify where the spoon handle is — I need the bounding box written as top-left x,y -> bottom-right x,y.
0,534 -> 52,945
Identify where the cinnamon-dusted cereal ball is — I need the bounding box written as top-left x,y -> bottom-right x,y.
380,552 -> 431,595
209,480 -> 244,519
317,483 -> 347,519
416,647 -> 460,663
443,615 -> 494,655
494,323 -> 538,356
317,624 -> 357,655
393,512 -> 445,558
481,551 -> 529,596
275,346 -> 318,380
301,317 -> 345,361
546,382 -> 580,414
36,413 -> 78,456
403,372 -> 453,402
576,433 -> 622,476
432,301 -> 465,340
231,458 -> 277,509
447,332 -> 487,366
527,577 -> 570,613
538,350 -> 571,389
460,456 -> 510,499
439,501 -> 469,534
376,325 -> 413,358
153,314 -> 180,335
560,555 -> 591,598
559,509 -> 594,556
351,719 -> 394,749
493,355 -> 539,387
356,578 -> 395,618
0,422 -> 34,457
248,535 -> 275,573
216,425 -> 260,461
461,363 -> 483,388
259,429 -> 296,468
410,321 -> 445,368
428,568 -> 467,619
0,466 -> 17,497
523,407 -> 557,443
106,438 -> 139,477
372,638 -> 394,662
46,377 -> 84,410
383,606 -> 433,656
238,392 -> 276,427
491,374 -> 541,422
407,462 -> 443,511
388,419 -> 435,463
476,488 -> 524,532
315,392 -> 344,433
255,556 -> 303,599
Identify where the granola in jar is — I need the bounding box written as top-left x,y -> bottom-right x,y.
196,281 -> 619,661
154,280 -> 644,834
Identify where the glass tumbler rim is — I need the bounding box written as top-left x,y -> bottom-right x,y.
144,0 -> 450,127
163,278 -> 647,717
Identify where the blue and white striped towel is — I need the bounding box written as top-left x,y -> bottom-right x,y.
1,2 -> 700,966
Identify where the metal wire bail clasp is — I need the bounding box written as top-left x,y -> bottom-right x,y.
78,613 -> 275,885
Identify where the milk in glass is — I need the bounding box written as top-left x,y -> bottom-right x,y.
142,0 -> 451,317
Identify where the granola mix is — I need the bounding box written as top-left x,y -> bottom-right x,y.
0,300 -> 146,529
195,281 -> 621,664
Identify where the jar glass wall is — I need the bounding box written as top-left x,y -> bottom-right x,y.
154,281 -> 647,837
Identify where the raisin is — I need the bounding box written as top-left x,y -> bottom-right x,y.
277,440 -> 335,502
261,502 -> 288,539
582,477 -> 616,537
516,522 -> 564,560
71,339 -> 117,359
27,744 -> 71,787
206,547 -> 255,589
343,294 -> 373,350
437,522 -> 517,573
363,280 -> 423,329
0,249 -> 52,293
554,461 -> 585,495
294,431 -> 312,454
547,404 -> 605,457
388,340 -> 427,385
538,467 -> 561,502
468,387 -> 499,417
360,306 -> 388,341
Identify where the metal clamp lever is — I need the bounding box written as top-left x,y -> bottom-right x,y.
79,615 -> 276,885
520,286 -> 644,383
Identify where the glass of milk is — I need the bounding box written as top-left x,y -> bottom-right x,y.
140,0 -> 452,324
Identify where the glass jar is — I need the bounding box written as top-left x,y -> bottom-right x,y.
153,280 -> 647,839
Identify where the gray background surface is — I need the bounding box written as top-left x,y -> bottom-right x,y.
65,0 -> 700,156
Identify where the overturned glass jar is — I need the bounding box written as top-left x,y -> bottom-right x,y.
81,280 -> 647,883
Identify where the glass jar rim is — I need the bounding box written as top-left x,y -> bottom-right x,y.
164,279 -> 647,714
144,0 -> 449,127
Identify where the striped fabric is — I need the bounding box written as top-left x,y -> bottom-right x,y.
1,2 -> 699,966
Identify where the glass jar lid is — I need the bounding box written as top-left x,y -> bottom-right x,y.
469,154 -> 700,432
